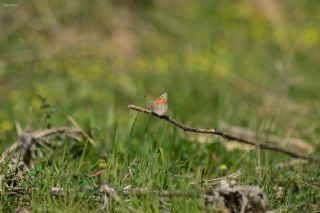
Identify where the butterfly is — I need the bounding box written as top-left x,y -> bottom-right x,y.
147,92 -> 168,116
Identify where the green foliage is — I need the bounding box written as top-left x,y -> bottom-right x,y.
1,0 -> 320,211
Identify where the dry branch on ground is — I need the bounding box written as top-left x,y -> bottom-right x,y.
0,126 -> 91,177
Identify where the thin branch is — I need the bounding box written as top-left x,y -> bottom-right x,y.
207,170 -> 242,185
0,126 -> 92,174
68,116 -> 96,146
128,104 -> 319,162
31,127 -> 83,139
256,144 -> 262,186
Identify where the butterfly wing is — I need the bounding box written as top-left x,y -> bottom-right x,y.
148,92 -> 168,115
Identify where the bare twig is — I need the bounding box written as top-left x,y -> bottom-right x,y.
32,127 -> 81,138
68,116 -> 96,146
256,144 -> 262,186
300,181 -> 320,191
219,122 -> 315,153
0,126 -> 92,176
275,159 -> 308,169
207,170 -> 242,185
128,104 -> 319,162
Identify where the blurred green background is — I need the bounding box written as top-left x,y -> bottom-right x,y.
1,0 -> 320,142
0,0 -> 320,210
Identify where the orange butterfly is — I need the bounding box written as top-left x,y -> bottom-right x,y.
147,92 -> 168,116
